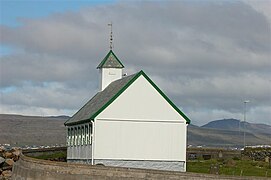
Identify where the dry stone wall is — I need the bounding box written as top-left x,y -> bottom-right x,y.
0,147 -> 21,179
243,147 -> 271,161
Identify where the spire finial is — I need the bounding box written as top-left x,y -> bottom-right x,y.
108,22 -> 113,50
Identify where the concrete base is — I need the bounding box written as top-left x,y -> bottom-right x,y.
94,159 -> 186,172
67,159 -> 92,164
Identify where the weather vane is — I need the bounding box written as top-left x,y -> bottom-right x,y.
108,22 -> 113,50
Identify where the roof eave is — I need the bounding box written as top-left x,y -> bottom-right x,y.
64,118 -> 92,126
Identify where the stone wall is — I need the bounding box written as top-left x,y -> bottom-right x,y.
0,147 -> 21,179
243,147 -> 271,161
187,148 -> 241,160
12,154 -> 265,180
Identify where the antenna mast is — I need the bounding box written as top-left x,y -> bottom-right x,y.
108,22 -> 113,50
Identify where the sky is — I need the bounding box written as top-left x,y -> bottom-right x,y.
0,0 -> 270,126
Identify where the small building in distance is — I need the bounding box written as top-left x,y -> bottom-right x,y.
64,49 -> 191,172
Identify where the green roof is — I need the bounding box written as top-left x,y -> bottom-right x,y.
97,50 -> 124,69
65,70 -> 191,126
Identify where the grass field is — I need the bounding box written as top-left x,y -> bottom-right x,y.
31,151 -> 66,161
187,158 -> 271,177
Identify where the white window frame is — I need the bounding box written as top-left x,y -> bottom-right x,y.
82,125 -> 85,145
71,127 -> 74,146
74,127 -> 77,146
67,128 -> 70,146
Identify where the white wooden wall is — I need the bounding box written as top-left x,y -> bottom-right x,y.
94,119 -> 187,161
99,68 -> 123,91
94,75 -> 187,162
66,123 -> 92,160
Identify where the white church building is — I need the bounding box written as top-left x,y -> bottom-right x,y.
64,49 -> 191,172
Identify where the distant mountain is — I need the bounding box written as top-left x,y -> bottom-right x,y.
186,119 -> 271,147
0,114 -> 69,146
202,118 -> 240,130
187,124 -> 270,147
202,118 -> 271,135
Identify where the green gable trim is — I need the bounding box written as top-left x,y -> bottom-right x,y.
140,71 -> 191,124
90,70 -> 191,124
97,50 -> 124,69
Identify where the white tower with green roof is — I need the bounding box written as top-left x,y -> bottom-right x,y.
97,50 -> 124,91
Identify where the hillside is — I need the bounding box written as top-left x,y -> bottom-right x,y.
188,118 -> 271,147
0,114 -> 68,146
187,124 -> 271,147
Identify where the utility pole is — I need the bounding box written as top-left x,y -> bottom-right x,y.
243,100 -> 249,149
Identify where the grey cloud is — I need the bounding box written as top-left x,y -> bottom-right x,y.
0,1 -> 270,125
1,82 -> 96,110
0,52 -> 99,88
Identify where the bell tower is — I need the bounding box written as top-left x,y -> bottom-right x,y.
97,50 -> 124,91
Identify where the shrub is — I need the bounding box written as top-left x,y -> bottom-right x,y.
233,156 -> 240,161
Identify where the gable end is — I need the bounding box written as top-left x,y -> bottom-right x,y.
92,70 -> 191,124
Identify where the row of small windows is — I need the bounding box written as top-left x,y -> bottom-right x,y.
67,124 -> 92,147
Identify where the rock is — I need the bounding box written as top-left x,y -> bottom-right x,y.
2,170 -> 12,177
5,159 -> 14,166
265,156 -> 270,163
0,156 -> 5,165
3,152 -> 13,159
0,150 -> 4,158
2,165 -> 12,171
0,147 -> 5,153
11,148 -> 21,157
12,155 -> 19,162
11,148 -> 21,162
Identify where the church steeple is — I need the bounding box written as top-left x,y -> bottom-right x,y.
97,23 -> 124,91
97,50 -> 124,91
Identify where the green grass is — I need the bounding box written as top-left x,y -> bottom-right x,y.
32,152 -> 66,160
187,158 -> 271,177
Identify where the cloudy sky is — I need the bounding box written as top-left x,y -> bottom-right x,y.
0,0 -> 270,126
